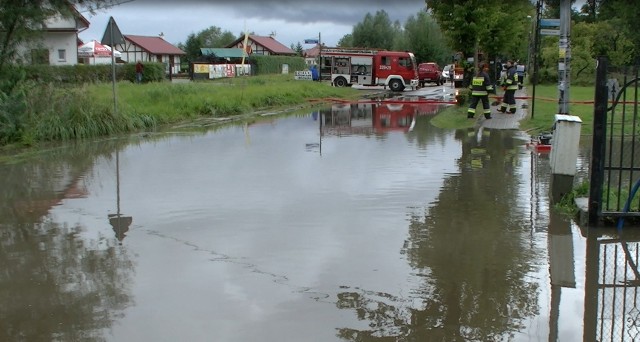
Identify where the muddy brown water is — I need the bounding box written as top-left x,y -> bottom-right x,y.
0,102 -> 618,341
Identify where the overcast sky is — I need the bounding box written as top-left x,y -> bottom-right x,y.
79,0 -> 427,48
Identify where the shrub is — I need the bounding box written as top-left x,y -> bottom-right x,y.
16,63 -> 167,84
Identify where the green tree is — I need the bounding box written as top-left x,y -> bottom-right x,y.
538,19 -> 634,84
337,34 -> 353,47
425,0 -> 533,66
291,42 -> 304,56
178,26 -> 237,64
402,11 -> 449,65
177,33 -> 202,64
196,26 -> 236,48
597,0 -> 640,62
352,10 -> 397,50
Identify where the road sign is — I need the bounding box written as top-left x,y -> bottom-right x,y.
540,18 -> 560,27
294,70 -> 313,80
101,17 -> 124,46
540,29 -> 560,36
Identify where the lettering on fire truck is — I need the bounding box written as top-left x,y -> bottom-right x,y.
379,65 -> 391,70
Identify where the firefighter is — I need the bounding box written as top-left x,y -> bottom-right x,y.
467,63 -> 494,119
498,60 -> 519,114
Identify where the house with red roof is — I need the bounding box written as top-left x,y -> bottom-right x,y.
303,44 -> 323,67
226,35 -> 296,56
111,35 -> 186,74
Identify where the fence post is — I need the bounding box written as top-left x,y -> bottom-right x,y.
588,56 -> 608,225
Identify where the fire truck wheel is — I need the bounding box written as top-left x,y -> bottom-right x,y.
389,79 -> 404,92
334,77 -> 348,87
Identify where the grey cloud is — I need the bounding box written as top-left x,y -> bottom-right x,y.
124,0 -> 425,26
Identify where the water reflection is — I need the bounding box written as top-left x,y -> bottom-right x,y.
320,101 -> 444,136
108,150 -> 133,243
0,140 -> 134,341
2,107 -> 638,341
335,128 -> 539,341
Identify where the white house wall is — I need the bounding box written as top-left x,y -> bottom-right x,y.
232,40 -> 270,56
45,14 -> 77,30
115,40 -> 148,63
14,32 -> 78,65
45,32 -> 78,65
114,41 -> 182,73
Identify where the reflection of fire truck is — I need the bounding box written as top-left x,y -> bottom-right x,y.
373,103 -> 416,132
321,102 -> 419,134
320,48 -> 419,92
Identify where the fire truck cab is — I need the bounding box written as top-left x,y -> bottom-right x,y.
320,48 -> 419,92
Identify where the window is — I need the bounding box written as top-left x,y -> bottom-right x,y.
399,57 -> 411,68
31,49 -> 49,65
381,56 -> 391,66
58,49 -> 66,62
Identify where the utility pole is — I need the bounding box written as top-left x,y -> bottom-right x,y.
531,0 -> 542,119
558,0 -> 571,114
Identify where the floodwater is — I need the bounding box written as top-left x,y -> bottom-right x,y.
0,101 -> 630,342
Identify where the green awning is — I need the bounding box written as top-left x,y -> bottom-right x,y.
200,48 -> 246,58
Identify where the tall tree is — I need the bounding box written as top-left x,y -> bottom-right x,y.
290,42 -> 304,56
597,0 -> 640,62
195,26 -> 236,48
402,11 -> 449,65
425,0 -> 533,65
337,34 -> 353,47
352,10 -> 397,50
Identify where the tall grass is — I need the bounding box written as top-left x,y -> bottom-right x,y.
523,84 -> 596,135
1,74 -> 359,147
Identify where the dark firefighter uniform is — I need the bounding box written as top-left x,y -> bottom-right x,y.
499,61 -> 519,114
467,64 -> 494,119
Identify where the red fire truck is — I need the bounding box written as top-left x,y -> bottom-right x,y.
319,48 -> 419,92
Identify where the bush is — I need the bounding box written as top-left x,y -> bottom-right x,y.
16,62 -> 167,84
250,55 -> 307,75
456,89 -> 469,106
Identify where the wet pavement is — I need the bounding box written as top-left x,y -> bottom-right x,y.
0,86 -> 633,342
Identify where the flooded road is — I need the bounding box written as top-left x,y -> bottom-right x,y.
0,102 -> 623,341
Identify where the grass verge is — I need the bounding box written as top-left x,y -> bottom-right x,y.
0,74 -> 360,150
430,84 -> 598,135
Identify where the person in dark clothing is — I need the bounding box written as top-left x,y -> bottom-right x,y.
498,60 -> 519,114
135,61 -> 144,84
467,63 -> 494,119
515,63 -> 525,89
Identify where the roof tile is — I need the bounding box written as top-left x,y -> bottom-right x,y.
124,35 -> 185,55
227,35 -> 295,55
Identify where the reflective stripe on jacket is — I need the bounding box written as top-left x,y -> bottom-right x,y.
470,72 -> 493,96
502,67 -> 519,90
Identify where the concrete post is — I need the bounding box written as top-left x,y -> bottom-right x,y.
558,0 -> 571,114
549,115 -> 582,201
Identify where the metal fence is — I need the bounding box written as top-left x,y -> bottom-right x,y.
585,235 -> 640,341
589,57 -> 640,224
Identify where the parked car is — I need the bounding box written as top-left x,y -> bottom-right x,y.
418,62 -> 444,87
